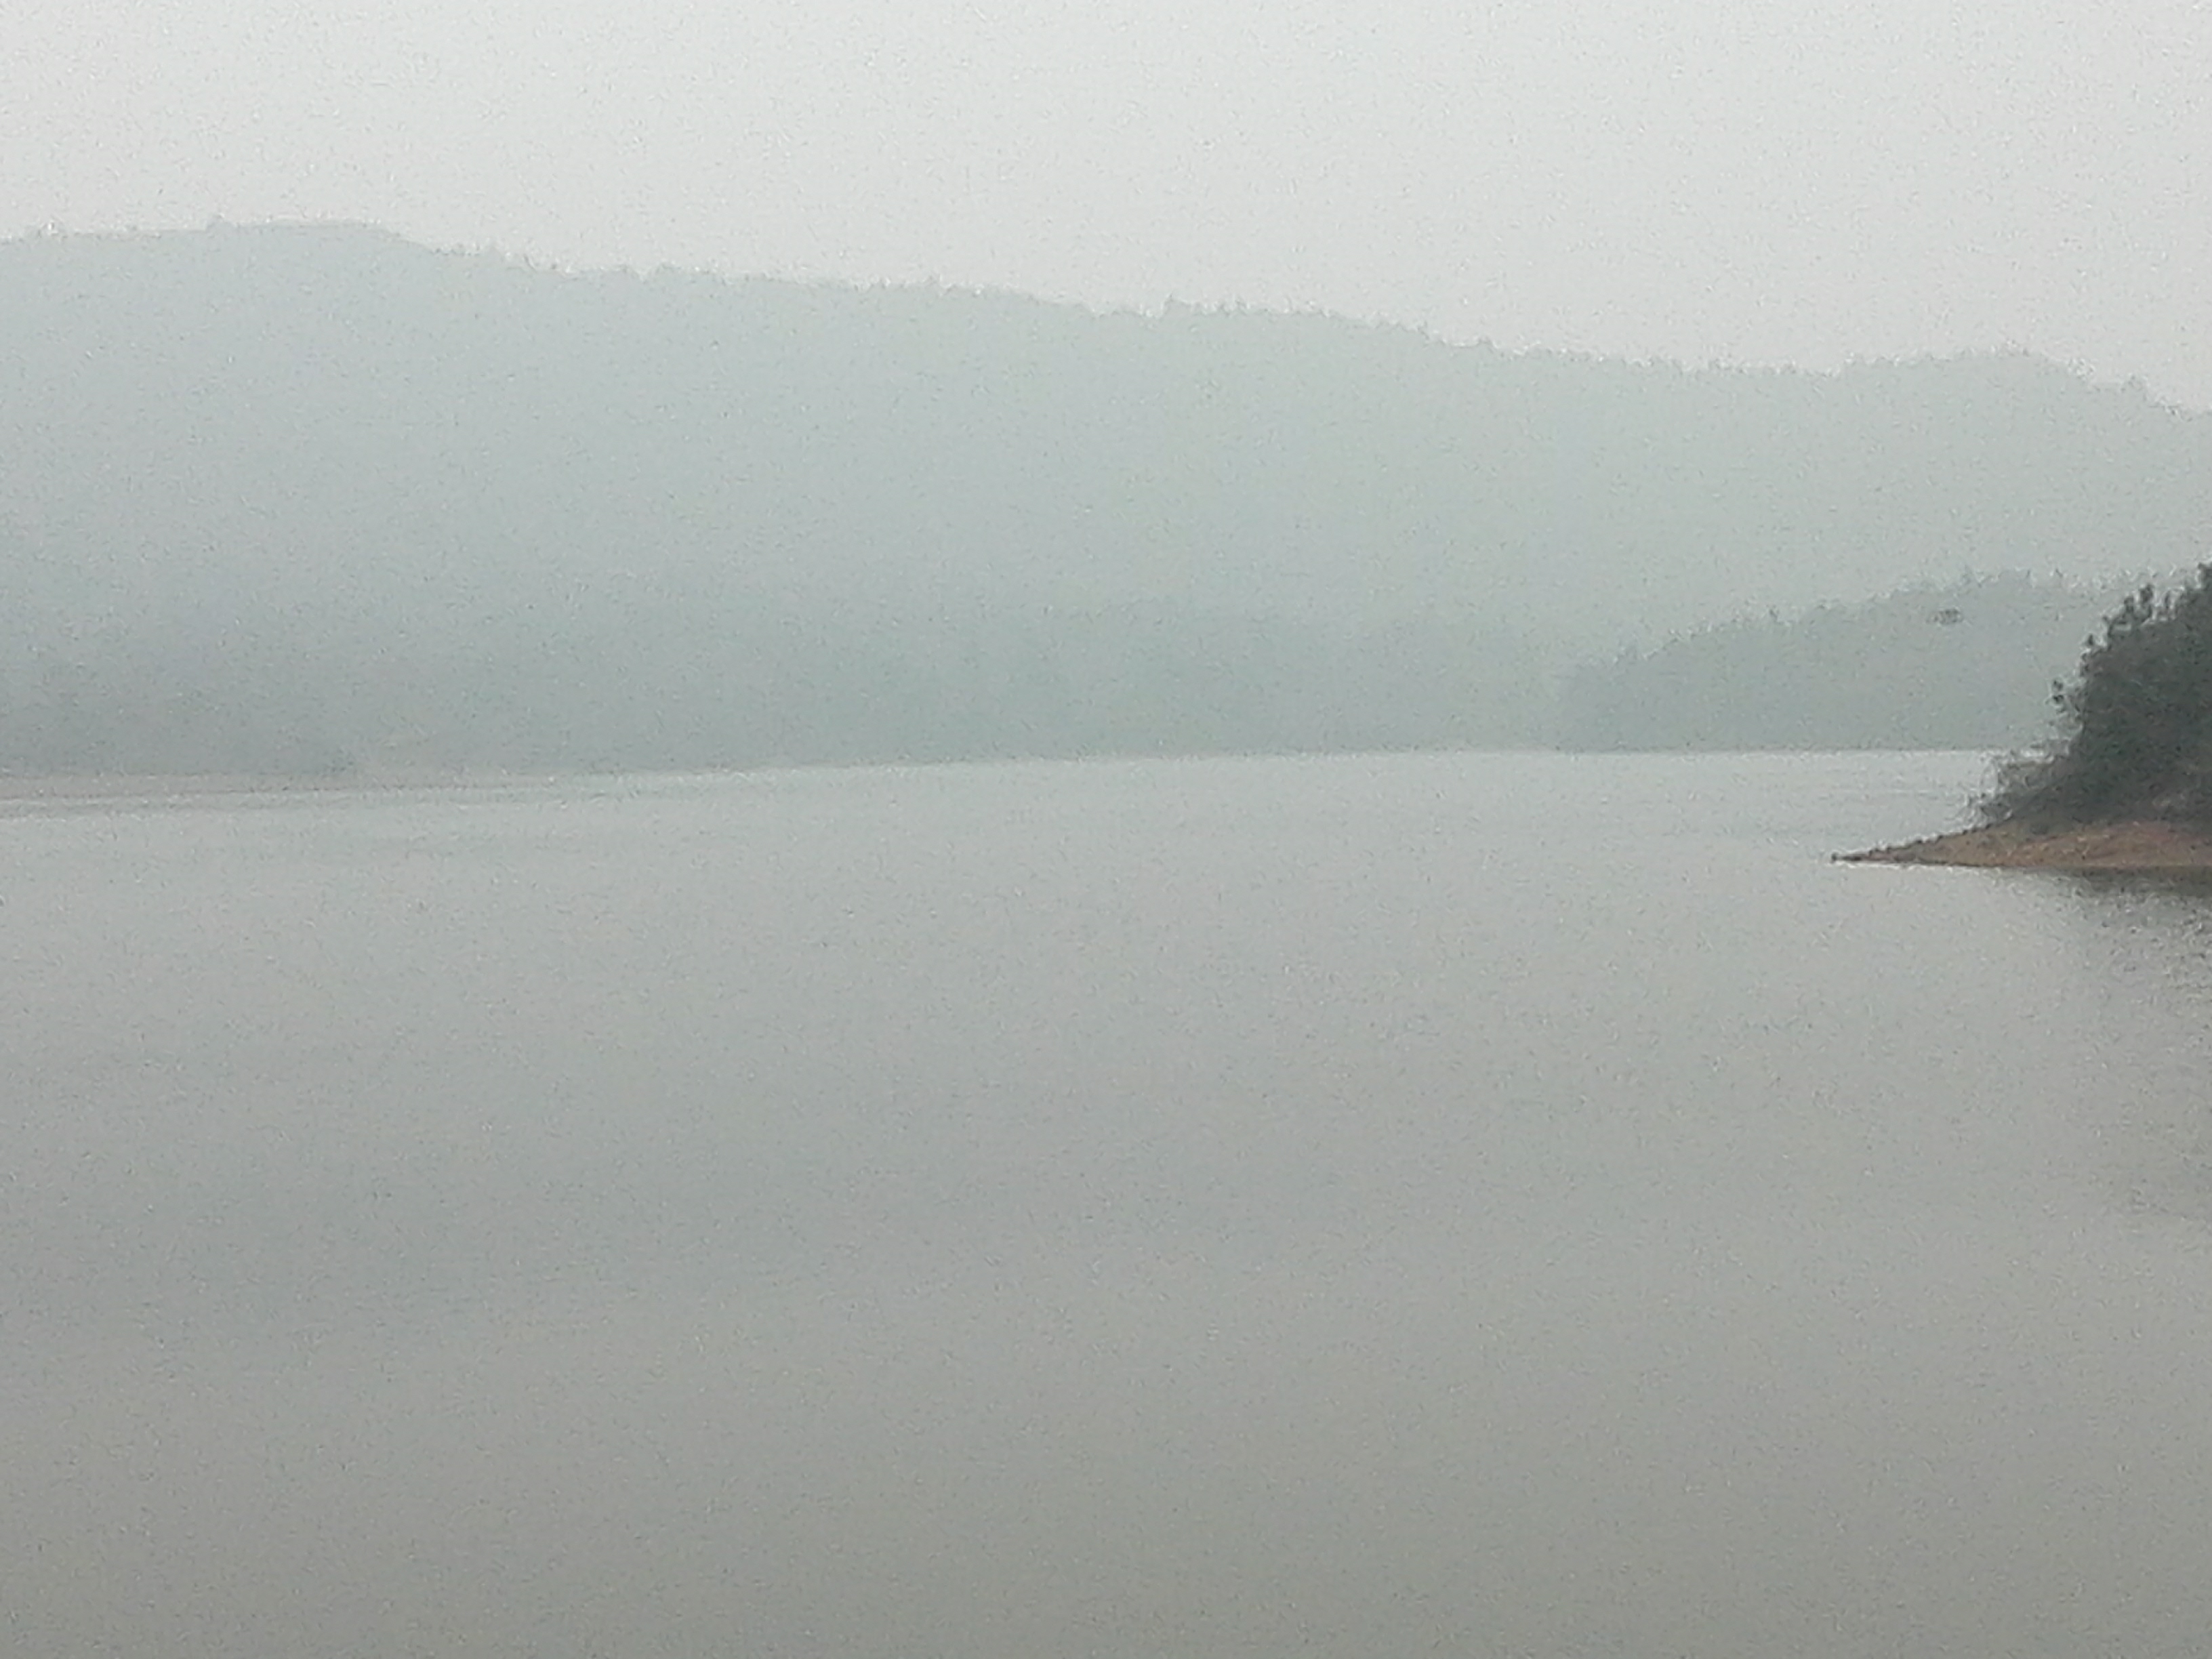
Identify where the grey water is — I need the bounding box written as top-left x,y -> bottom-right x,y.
8,751 -> 2212,1659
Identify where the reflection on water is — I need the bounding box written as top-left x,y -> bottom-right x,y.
2036,874 -> 2212,1231
7,752 -> 2212,1658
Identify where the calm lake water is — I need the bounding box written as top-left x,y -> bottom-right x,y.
8,752 -> 2212,1658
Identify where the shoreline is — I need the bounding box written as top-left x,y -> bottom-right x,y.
1840,819 -> 2212,871
0,769 -> 545,808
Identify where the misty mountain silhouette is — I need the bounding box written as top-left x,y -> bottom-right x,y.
3,223 -> 2207,773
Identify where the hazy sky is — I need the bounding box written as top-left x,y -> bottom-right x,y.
9,0 -> 2209,406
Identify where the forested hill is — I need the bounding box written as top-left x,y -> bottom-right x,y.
3,223 -> 2210,773
1556,575 -> 2135,752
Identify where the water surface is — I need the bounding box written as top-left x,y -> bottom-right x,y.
7,752 -> 2212,1658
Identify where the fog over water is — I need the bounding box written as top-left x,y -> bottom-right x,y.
10,751 -> 2212,1657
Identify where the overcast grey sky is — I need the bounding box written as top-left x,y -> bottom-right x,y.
7,0 -> 2209,406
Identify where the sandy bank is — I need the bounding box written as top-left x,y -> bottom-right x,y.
1841,819 -> 2212,871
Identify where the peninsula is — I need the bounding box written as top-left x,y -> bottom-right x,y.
1844,568 -> 2212,871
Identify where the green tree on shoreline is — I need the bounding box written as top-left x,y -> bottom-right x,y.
1984,565 -> 2212,825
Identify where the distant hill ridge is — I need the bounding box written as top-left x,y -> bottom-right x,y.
1557,573 -> 2144,752
2,223 -> 2208,773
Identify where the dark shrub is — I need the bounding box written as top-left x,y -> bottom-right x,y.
1984,565 -> 2212,825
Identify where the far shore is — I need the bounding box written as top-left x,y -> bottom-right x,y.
0,769 -> 525,806
1841,819 -> 2212,872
